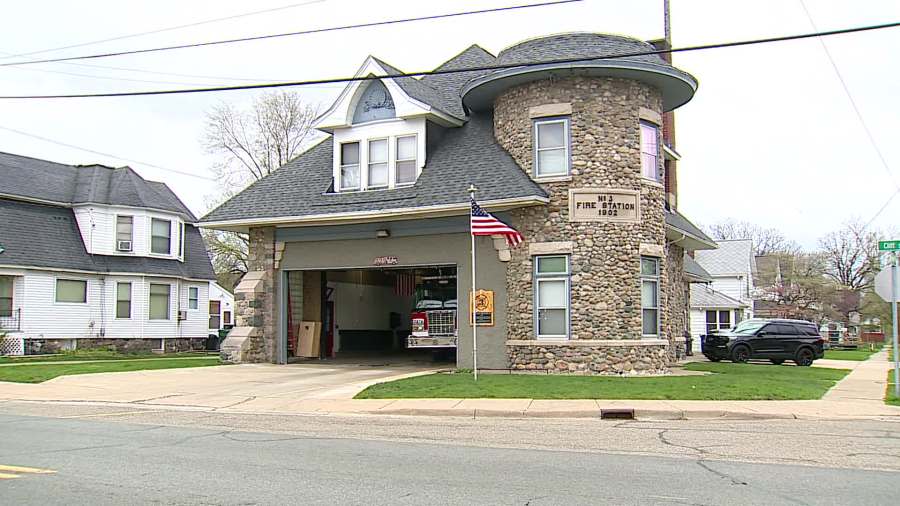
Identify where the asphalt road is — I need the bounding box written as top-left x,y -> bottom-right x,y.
1,403 -> 899,505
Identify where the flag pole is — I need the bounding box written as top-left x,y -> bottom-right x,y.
468,184 -> 479,382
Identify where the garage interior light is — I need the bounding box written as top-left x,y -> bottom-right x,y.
375,229 -> 390,238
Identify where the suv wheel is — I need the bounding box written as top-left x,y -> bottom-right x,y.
731,344 -> 751,363
794,347 -> 815,367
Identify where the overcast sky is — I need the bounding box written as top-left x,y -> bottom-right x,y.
1,0 -> 897,249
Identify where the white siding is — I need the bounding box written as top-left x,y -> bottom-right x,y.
208,282 -> 235,331
689,309 -> 707,347
709,276 -> 744,303
16,270 -> 209,341
72,205 -> 185,261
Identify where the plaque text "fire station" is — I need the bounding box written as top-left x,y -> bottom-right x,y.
568,188 -> 641,223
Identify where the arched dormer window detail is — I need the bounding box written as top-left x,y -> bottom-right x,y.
352,80 -> 395,123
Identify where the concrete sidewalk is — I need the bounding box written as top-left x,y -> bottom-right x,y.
1,352 -> 899,421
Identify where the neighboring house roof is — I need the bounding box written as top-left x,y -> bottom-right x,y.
691,284 -> 747,309
665,209 -> 717,250
694,239 -> 753,276
0,151 -> 196,221
0,198 -> 214,280
683,253 -> 712,282
202,113 -> 548,225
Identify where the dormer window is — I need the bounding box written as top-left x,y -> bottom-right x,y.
367,139 -> 389,189
353,80 -> 395,123
116,215 -> 133,252
396,135 -> 417,185
151,218 -> 171,255
340,142 -> 360,191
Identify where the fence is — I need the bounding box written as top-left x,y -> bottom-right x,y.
0,335 -> 24,356
0,308 -> 21,332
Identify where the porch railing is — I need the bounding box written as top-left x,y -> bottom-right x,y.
0,308 -> 21,332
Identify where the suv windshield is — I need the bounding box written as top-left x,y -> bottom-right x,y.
731,320 -> 767,335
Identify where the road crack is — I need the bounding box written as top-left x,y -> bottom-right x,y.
657,429 -> 747,486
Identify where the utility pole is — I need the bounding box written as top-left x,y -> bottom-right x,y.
892,251 -> 898,398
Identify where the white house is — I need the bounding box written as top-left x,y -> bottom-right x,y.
0,152 -> 216,355
208,281 -> 235,334
688,239 -> 756,351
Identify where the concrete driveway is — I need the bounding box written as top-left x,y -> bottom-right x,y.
0,361 -> 443,412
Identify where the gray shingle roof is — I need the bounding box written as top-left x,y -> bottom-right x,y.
0,151 -> 196,220
690,284 -> 747,309
694,240 -> 753,276
202,113 -> 547,224
684,253 -> 712,282
0,198 -> 214,279
497,33 -> 670,67
372,57 -> 467,120
665,209 -> 716,245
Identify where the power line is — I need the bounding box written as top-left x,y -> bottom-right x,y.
0,0 -> 582,68
0,20 -> 897,100
0,0 -> 327,60
799,1 -> 899,191
0,125 -> 217,181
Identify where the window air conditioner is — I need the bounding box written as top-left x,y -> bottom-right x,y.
117,240 -> 133,252
178,310 -> 188,321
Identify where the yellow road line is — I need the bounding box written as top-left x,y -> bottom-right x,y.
0,473 -> 21,479
0,464 -> 56,474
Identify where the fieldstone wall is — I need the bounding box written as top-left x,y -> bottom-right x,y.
665,244 -> 688,361
223,226 -> 277,363
23,337 -> 204,355
506,341 -> 669,375
494,77 -> 669,352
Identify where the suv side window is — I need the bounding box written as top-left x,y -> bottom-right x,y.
774,324 -> 798,336
798,325 -> 819,336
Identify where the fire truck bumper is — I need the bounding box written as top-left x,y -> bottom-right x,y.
407,336 -> 458,348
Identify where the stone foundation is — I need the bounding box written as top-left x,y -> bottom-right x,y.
507,340 -> 671,375
23,337 -> 205,355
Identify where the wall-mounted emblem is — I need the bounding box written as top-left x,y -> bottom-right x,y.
373,256 -> 399,266
568,188 -> 641,223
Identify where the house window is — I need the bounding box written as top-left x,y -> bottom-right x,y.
367,139 -> 389,189
116,215 -> 133,251
116,282 -> 132,319
56,279 -> 87,303
149,283 -> 170,320
534,118 -> 569,177
189,287 -> 199,310
340,142 -> 360,190
705,310 -> 732,334
352,80 -> 396,123
0,276 -> 12,317
223,310 -> 232,326
151,218 -> 172,255
534,255 -> 569,338
178,222 -> 185,257
396,135 -> 417,185
209,300 -> 221,329
640,122 -> 660,181
641,257 -> 660,336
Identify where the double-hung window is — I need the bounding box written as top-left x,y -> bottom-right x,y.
116,216 -> 133,252
705,310 -> 732,334
209,300 -> 221,329
534,256 -> 569,339
56,279 -> 87,303
534,118 -> 569,177
151,218 -> 172,255
640,122 -> 660,181
149,283 -> 170,320
188,287 -> 199,310
0,277 -> 12,317
367,139 -> 389,189
116,282 -> 132,319
396,135 -> 417,185
340,142 -> 360,190
641,257 -> 660,337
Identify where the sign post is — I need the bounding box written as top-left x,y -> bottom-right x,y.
877,240 -> 899,399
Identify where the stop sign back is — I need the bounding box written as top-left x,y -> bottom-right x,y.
874,267 -> 899,303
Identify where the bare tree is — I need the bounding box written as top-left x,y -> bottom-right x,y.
706,219 -> 800,256
202,91 -> 318,286
817,219 -> 879,293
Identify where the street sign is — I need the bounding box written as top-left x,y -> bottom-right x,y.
875,268 -> 900,302
879,240 -> 900,251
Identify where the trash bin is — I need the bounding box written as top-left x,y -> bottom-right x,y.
684,331 -> 693,356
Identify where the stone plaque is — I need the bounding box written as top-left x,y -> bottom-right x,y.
568,188 -> 640,223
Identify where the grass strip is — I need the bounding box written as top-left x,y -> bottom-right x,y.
356,362 -> 849,401
0,357 -> 222,383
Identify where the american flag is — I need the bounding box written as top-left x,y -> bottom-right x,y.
470,198 -> 524,247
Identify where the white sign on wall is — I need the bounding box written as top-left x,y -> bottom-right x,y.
568,188 -> 641,223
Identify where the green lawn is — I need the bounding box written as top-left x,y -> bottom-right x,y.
356,362 -> 850,401
824,344 -> 882,361
888,371 -> 900,407
0,351 -> 214,364
0,357 -> 223,383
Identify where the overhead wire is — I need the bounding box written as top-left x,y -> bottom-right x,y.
0,20 -> 896,100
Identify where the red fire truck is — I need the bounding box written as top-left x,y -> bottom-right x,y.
407,273 -> 458,349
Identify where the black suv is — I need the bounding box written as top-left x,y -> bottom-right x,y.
701,318 -> 825,366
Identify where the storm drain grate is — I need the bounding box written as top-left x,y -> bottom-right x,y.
600,408 -> 635,420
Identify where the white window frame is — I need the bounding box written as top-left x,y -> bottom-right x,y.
115,214 -> 134,252
641,256 -> 660,337
533,117 -> 570,178
55,278 -> 88,305
188,286 -> 199,310
705,310 -> 732,334
149,283 -> 172,321
339,141 -> 361,191
534,255 -> 570,340
640,121 -> 661,182
116,281 -> 132,320
366,137 -> 390,190
0,276 -> 14,317
178,222 -> 186,259
395,134 -> 418,187
150,218 -> 172,255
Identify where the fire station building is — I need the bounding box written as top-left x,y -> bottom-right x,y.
200,33 -> 716,374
